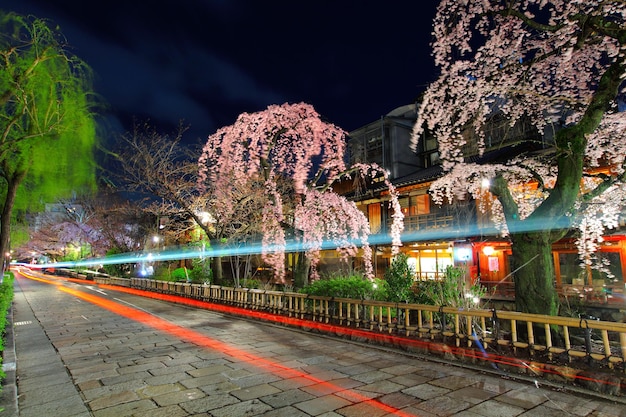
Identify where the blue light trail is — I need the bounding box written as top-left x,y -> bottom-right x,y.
24,216 -> 567,269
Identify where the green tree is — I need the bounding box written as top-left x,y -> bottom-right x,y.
0,12 -> 97,266
384,253 -> 415,303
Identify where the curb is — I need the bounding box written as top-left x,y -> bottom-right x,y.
1,305 -> 18,416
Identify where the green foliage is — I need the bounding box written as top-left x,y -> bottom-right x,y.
102,248 -> 131,277
153,265 -> 189,282
154,265 -> 175,281
0,11 -> 98,247
410,266 -> 485,335
0,273 -> 15,389
188,257 -> 212,284
384,253 -> 415,302
299,273 -> 382,300
242,279 -> 260,289
170,267 -> 188,282
413,265 -> 485,309
8,221 -> 28,249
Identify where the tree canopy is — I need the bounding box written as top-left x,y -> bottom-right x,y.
412,1 -> 625,315
199,102 -> 403,284
0,11 -> 98,262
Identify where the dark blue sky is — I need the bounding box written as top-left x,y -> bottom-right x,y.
4,0 -> 439,143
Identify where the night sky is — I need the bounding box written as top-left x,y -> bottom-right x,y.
3,0 -> 439,144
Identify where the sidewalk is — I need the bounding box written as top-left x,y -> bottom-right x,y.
4,273 -> 626,417
1,304 -> 17,416
2,278 -> 90,416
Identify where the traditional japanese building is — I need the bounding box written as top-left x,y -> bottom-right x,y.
339,103 -> 626,304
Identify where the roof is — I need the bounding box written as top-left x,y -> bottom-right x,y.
348,142 -> 544,200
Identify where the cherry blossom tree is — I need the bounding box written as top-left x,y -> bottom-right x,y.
412,1 -> 625,315
17,193 -> 147,263
199,102 -> 403,286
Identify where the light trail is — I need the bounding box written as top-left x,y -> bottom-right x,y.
22,216 -> 570,270
17,269 -> 626,399
94,283 -> 626,394
17,270 -> 417,416
19,219 -> 528,269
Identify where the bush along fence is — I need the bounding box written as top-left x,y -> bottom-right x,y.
90,275 -> 626,396
0,273 -> 14,394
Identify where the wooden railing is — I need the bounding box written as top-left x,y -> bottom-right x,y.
95,276 -> 626,376
390,213 -> 455,232
481,280 -> 626,305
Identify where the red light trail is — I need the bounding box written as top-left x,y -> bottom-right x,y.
17,268 -> 625,402
17,270 -> 417,416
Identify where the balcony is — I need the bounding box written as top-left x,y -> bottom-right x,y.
390,213 -> 455,233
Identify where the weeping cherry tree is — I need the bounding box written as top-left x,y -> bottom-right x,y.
199,102 -> 403,286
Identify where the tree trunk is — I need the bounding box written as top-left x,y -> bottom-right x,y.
293,252 -> 310,288
213,256 -> 224,284
510,231 -> 558,316
0,204 -> 11,273
0,170 -> 26,272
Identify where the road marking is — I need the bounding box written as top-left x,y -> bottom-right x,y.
113,298 -> 170,322
85,285 -> 108,296
14,321 -> 32,326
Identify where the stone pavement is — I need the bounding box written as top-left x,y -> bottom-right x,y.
3,272 -> 626,416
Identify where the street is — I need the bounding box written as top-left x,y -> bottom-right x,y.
9,269 -> 626,417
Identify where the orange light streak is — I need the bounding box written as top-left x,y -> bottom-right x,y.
16,271 -> 417,417
97,285 -> 626,391
17,269 -> 625,394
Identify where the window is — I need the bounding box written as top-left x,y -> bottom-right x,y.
410,195 -> 430,216
558,253 -> 580,285
368,204 -> 382,234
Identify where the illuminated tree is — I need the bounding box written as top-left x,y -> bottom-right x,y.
17,192 -> 145,264
412,1 -> 625,315
90,198 -> 149,256
0,12 -> 97,267
114,124 -> 268,284
199,102 -> 403,285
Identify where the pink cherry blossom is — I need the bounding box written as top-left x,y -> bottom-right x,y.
412,0 -> 625,275
199,103 -> 404,282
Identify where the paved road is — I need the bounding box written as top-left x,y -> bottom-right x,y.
5,269 -> 626,416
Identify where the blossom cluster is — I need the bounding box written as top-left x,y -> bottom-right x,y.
412,0 -> 625,273
198,103 -> 404,282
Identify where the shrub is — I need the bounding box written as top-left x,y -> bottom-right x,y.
154,265 -> 176,281
102,247 -> 132,277
412,266 -> 485,334
242,278 -> 260,289
412,265 -> 485,308
384,253 -> 415,303
300,273 -> 377,299
170,267 -> 188,281
0,273 -> 15,391
188,258 -> 212,284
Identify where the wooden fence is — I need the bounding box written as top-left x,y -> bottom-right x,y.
93,276 -> 626,376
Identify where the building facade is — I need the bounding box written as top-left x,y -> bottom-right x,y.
342,104 -> 626,304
